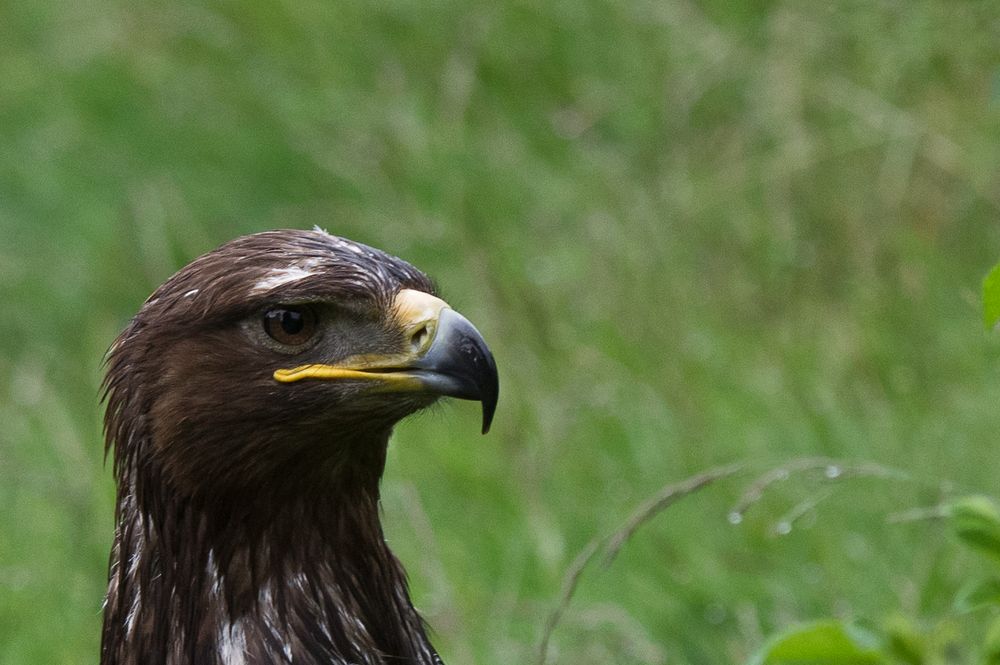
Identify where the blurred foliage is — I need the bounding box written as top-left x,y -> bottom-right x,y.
751,495 -> 1000,664
2,1 -> 1000,663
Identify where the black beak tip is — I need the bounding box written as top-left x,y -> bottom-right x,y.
480,364 -> 499,435
414,307 -> 499,435
469,331 -> 498,435
481,405 -> 495,434
453,329 -> 497,435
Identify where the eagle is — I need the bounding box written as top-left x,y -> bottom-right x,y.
100,229 -> 499,665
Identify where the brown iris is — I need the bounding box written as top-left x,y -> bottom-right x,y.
263,306 -> 317,346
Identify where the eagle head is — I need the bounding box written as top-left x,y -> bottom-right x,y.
103,227 -> 498,512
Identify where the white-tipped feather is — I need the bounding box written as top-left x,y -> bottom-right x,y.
251,266 -> 316,293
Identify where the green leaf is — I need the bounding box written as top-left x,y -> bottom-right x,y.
954,577 -> 1000,612
882,615 -> 925,665
949,496 -> 1000,563
984,615 -> 1000,665
748,621 -> 886,665
984,262 -> 1000,330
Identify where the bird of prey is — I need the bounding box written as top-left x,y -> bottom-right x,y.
100,229 -> 499,665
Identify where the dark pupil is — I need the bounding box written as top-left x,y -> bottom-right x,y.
280,309 -> 304,335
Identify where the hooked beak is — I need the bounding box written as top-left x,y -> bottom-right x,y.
274,289 -> 499,433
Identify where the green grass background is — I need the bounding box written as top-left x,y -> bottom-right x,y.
2,1 -> 1000,663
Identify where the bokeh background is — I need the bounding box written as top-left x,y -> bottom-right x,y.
2,1 -> 1000,663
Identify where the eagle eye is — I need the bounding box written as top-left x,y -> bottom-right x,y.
263,306 -> 318,347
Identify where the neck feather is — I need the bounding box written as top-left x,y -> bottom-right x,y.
101,437 -> 442,665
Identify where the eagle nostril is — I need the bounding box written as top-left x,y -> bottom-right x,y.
410,324 -> 430,354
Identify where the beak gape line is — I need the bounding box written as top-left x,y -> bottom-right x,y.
274,289 -> 499,433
